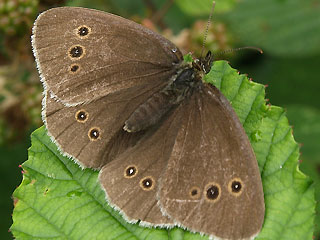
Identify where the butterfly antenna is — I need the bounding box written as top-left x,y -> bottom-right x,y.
216,46 -> 264,56
200,1 -> 216,58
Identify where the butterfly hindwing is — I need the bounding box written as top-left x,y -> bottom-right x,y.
99,102 -> 190,225
44,80 -> 166,168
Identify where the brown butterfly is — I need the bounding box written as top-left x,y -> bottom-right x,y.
32,7 -> 264,240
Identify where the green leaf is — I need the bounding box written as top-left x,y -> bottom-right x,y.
285,105 -> 320,238
175,0 -> 236,16
183,53 -> 193,63
223,0 -> 320,57
11,61 -> 315,239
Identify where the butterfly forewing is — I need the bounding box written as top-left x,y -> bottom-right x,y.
35,6 -> 184,169
32,7 -> 182,105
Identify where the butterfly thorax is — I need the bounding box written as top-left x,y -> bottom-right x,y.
124,66 -> 202,133
124,51 -> 213,133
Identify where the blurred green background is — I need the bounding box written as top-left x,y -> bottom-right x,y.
0,0 -> 319,239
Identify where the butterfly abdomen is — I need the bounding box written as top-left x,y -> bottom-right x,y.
124,91 -> 174,132
124,68 -> 198,133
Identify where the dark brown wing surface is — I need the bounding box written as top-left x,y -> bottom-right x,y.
32,7 -> 182,106
98,102 -> 191,225
159,84 -> 264,239
43,79 -> 166,168
34,7 -> 183,168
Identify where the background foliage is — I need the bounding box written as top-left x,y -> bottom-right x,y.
1,0 -> 319,239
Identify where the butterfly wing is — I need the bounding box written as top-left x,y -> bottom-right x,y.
44,79 -> 165,168
35,6 -> 183,168
32,7 -> 182,106
98,102 -> 191,225
159,84 -> 264,239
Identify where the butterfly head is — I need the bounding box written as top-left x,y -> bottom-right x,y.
192,51 -> 214,80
